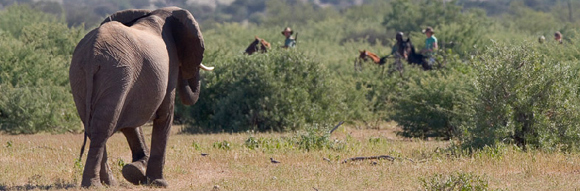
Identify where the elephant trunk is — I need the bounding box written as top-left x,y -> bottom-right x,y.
178,69 -> 201,106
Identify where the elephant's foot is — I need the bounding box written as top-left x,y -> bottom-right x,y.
148,179 -> 168,188
81,177 -> 103,188
122,162 -> 147,185
101,162 -> 118,186
100,172 -> 118,186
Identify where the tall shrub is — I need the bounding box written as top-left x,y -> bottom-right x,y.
0,5 -> 84,134
465,42 -> 580,151
391,61 -> 475,139
181,51 -> 345,133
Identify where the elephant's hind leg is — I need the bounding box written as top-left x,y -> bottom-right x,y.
81,131 -> 109,187
121,127 -> 149,185
100,146 -> 118,186
146,96 -> 175,188
81,103 -> 121,188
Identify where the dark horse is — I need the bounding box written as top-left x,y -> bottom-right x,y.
402,38 -> 432,70
245,36 -> 271,55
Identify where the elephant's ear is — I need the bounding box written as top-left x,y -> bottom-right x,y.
101,9 -> 151,26
171,9 -> 205,79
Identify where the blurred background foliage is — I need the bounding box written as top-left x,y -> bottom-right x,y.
1,0 -> 580,151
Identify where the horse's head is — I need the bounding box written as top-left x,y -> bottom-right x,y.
259,38 -> 271,50
359,50 -> 367,60
245,36 -> 270,55
358,49 -> 380,64
401,38 -> 414,57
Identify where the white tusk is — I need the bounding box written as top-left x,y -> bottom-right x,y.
199,63 -> 214,71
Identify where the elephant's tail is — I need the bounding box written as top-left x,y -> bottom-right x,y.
79,132 -> 87,161
79,63 -> 95,162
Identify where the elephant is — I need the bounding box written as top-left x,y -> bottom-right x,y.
69,7 -> 213,188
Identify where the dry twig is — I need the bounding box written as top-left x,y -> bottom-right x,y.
329,121 -> 344,134
341,155 -> 395,163
341,155 -> 415,164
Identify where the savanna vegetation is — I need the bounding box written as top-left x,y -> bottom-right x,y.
2,0 -> 580,190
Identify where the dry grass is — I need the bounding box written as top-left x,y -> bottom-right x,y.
2,123 -> 580,190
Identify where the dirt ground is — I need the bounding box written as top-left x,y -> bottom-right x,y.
2,123 -> 580,190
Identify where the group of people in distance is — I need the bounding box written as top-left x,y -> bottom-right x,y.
283,26 -> 565,66
393,28 -> 566,69
243,27 -> 296,55
539,31 -> 564,44
282,26 -> 439,69
391,27 -> 438,66
282,26 -> 442,68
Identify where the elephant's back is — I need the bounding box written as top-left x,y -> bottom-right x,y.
94,22 -> 145,65
70,22 -> 141,70
97,22 -> 169,128
69,21 -> 169,130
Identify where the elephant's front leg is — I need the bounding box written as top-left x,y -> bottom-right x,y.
146,97 -> 175,188
99,146 -> 118,186
121,127 -> 149,185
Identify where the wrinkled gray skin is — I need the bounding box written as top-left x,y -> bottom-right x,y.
69,7 -> 210,188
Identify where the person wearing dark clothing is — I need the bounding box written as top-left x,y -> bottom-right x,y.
391,32 -> 407,59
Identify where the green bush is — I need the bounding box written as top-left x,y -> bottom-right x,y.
0,86 -> 80,134
347,64 -> 403,128
213,140 -> 232,150
420,172 -> 490,191
294,125 -> 341,151
0,5 -> 83,134
464,41 -> 580,151
243,125 -> 347,152
181,50 -> 345,133
391,60 -> 475,140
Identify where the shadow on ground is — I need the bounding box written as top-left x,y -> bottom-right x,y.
0,181 -> 76,190
0,178 -> 139,190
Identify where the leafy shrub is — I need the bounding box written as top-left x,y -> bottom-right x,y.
464,41 -> 580,151
0,5 -> 84,134
191,141 -> 201,151
213,140 -> 232,150
294,125 -> 340,151
243,125 -> 347,152
391,61 -> 475,140
420,172 -> 490,191
244,135 -> 294,151
181,50 -> 344,133
345,65 -> 403,128
244,135 -> 264,150
0,86 -> 80,134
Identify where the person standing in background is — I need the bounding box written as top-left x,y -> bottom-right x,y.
281,27 -> 296,48
554,31 -> 563,44
421,27 -> 438,66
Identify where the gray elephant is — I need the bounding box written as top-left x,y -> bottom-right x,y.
69,7 -> 213,188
